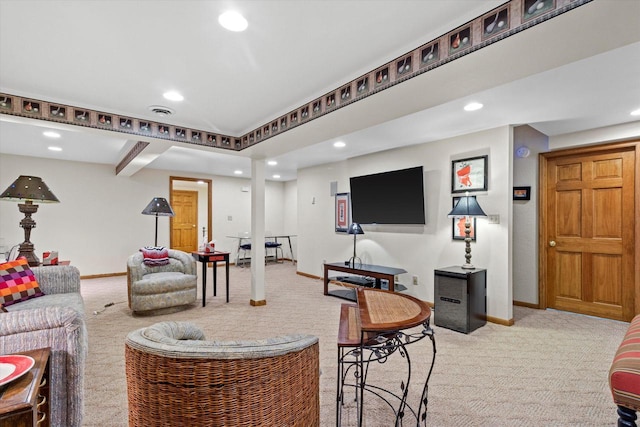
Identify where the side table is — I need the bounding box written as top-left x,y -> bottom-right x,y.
0,347 -> 51,427
191,251 -> 230,306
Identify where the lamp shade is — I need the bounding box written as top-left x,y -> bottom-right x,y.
141,197 -> 175,217
447,195 -> 486,218
348,222 -> 364,235
0,175 -> 59,202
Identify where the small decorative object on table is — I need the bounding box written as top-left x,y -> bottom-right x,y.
42,250 -> 59,265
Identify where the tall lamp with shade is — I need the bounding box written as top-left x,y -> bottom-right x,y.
347,222 -> 364,267
141,197 -> 175,246
0,175 -> 60,266
448,192 -> 486,269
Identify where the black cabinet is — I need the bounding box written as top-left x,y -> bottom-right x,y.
434,266 -> 486,334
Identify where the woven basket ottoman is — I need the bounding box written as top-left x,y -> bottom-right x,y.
609,314 -> 640,427
125,321 -> 320,427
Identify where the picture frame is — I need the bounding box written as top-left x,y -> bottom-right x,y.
513,186 -> 531,200
335,192 -> 350,233
452,155 -> 488,193
452,197 -> 476,241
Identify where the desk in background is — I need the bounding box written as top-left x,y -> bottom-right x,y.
227,234 -> 297,265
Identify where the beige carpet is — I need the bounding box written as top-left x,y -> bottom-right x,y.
80,262 -> 628,426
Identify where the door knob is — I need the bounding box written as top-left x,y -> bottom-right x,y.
549,240 -> 556,247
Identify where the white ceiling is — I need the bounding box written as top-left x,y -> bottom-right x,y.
1,0 -> 639,182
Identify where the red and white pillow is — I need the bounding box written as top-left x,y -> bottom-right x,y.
140,246 -> 170,266
0,257 -> 45,307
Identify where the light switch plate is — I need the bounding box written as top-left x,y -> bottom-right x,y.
488,214 -> 500,224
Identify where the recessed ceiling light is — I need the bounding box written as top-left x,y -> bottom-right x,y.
48,146 -> 62,151
267,160 -> 278,166
272,174 -> 281,179
234,170 -> 243,175
631,108 -> 640,116
43,131 -> 60,138
333,141 -> 346,148
218,11 -> 248,32
163,91 -> 184,102
464,102 -> 483,111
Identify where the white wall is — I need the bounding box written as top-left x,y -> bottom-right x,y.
297,126 -> 515,322
0,154 -> 286,276
512,126 -> 548,304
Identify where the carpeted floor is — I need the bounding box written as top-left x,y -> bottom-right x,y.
80,262 -> 628,426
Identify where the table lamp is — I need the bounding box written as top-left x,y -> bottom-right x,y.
348,222 -> 364,267
0,175 -> 60,266
448,192 -> 486,269
141,197 -> 175,246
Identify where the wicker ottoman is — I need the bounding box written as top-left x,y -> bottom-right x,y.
125,321 -> 320,427
609,314 -> 640,427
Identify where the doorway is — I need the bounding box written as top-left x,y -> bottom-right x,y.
539,141 -> 638,322
169,176 -> 212,252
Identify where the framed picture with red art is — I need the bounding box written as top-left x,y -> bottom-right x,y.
452,196 -> 477,241
335,193 -> 350,233
451,155 -> 488,193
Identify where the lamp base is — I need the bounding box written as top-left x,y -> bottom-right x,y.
461,263 -> 476,270
348,256 -> 362,268
18,242 -> 40,266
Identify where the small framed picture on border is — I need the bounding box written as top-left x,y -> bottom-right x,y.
513,186 -> 531,200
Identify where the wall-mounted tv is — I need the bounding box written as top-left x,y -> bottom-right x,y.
349,166 -> 425,225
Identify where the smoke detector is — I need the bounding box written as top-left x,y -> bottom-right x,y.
148,105 -> 174,117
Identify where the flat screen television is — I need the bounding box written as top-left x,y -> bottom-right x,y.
349,166 -> 425,225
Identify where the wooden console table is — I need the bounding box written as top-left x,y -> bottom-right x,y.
336,288 -> 436,426
324,262 -> 407,299
0,347 -> 50,427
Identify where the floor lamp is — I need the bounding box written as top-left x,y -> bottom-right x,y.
141,197 -> 175,246
0,175 -> 60,266
448,192 -> 486,269
348,222 -> 364,267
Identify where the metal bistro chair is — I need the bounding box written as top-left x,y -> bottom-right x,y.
265,231 -> 283,263
236,232 -> 252,267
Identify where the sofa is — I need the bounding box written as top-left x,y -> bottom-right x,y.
125,321 -> 320,426
127,249 -> 197,314
0,264 -> 87,427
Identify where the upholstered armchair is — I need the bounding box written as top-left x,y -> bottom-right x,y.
126,249 -> 197,314
125,321 -> 320,426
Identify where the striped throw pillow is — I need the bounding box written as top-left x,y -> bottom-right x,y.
0,257 -> 45,306
140,246 -> 170,266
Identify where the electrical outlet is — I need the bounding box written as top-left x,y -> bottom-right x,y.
227,215 -> 233,221
488,214 -> 500,224
412,275 -> 418,286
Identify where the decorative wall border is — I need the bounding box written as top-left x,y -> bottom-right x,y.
0,0 -> 590,153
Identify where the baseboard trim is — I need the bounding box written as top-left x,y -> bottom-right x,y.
250,299 -> 267,306
297,271 -> 320,280
514,300 -> 540,309
487,315 -> 515,326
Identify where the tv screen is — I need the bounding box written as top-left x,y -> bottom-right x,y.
349,166 -> 425,225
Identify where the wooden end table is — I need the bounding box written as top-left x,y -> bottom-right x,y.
0,347 -> 51,427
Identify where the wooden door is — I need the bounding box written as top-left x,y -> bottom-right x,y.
541,144 -> 636,321
171,190 -> 198,252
